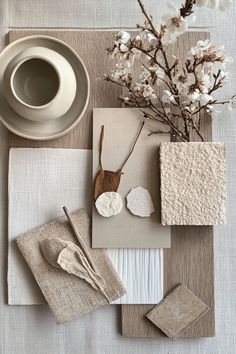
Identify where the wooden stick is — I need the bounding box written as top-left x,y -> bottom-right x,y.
120,121 -> 145,170
63,206 -> 98,273
99,125 -> 105,169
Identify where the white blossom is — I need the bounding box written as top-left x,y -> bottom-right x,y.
196,0 -> 232,11
189,89 -> 213,105
228,96 -> 236,110
162,90 -> 177,103
119,44 -> 129,53
189,40 -> 233,71
146,32 -> 159,47
161,4 -> 188,44
200,93 -> 214,105
116,31 -> 131,45
214,45 -> 233,67
105,0 -> 234,142
111,63 -> 131,83
111,31 -> 133,61
134,83 -> 155,98
173,72 -> 195,95
122,96 -> 131,103
190,39 -> 212,58
140,64 -> 165,86
187,71 -> 213,104
199,73 -> 211,92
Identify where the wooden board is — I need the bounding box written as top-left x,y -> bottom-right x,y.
121,32 -> 215,338
8,30 -> 214,338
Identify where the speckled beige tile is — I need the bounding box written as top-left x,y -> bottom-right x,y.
146,284 -> 209,339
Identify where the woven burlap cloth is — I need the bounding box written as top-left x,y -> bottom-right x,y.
16,209 -> 126,324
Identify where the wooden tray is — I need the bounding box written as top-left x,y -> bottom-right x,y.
8,30 -> 214,338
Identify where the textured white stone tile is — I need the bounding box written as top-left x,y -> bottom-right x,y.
160,142 -> 227,225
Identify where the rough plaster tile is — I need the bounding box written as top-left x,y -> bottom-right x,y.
146,284 -> 209,339
160,142 -> 227,225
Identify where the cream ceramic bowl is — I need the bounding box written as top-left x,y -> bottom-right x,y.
0,35 -> 90,140
3,46 -> 77,121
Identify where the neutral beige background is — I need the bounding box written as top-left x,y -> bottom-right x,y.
0,1 -> 236,353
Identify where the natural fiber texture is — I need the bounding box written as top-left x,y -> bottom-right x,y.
146,284 -> 209,339
94,169 -> 122,200
94,125 -> 122,200
16,209 -> 126,324
94,123 -> 144,200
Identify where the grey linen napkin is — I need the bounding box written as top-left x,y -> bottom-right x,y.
16,209 -> 126,324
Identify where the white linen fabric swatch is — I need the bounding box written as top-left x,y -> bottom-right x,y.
8,148 -> 92,305
8,148 -> 163,305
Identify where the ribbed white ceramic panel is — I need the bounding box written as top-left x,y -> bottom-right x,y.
108,248 -> 163,304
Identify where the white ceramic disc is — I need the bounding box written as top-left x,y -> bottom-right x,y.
126,186 -> 155,217
95,192 -> 123,217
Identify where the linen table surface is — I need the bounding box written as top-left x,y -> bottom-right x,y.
0,1 -> 236,353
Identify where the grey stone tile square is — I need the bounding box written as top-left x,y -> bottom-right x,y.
160,142 -> 226,225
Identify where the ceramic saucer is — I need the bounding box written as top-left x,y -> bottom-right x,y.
0,35 -> 90,140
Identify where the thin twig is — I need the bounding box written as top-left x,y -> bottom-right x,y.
137,0 -> 159,36
120,121 -> 145,170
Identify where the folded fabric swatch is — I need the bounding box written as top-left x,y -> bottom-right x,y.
146,284 -> 209,339
16,209 -> 126,324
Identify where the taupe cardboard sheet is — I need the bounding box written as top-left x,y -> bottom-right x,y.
92,108 -> 171,248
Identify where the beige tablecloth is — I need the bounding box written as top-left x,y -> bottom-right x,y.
0,1 -> 236,353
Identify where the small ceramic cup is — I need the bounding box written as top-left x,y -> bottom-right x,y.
3,46 -> 77,121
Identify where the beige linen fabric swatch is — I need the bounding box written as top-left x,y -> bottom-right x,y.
16,209 -> 126,324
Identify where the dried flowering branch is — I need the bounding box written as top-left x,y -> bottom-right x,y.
104,0 -> 234,142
